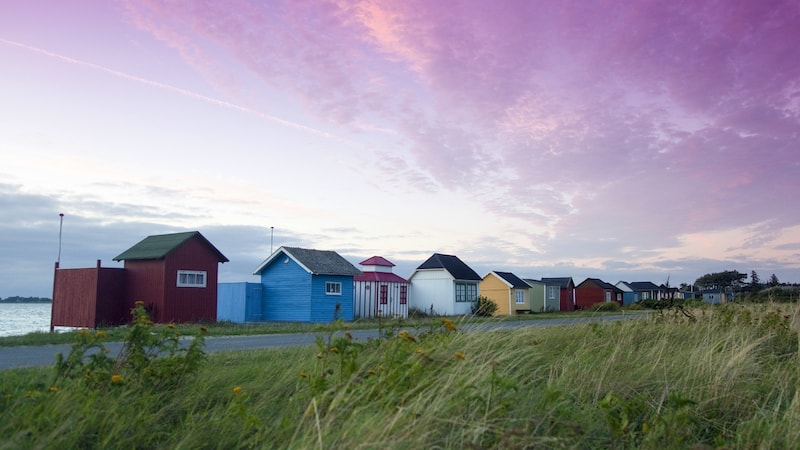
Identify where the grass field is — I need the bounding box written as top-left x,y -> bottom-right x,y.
1,302 -> 798,449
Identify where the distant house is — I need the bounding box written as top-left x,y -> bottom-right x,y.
540,277 -> 575,311
616,281 -> 660,305
353,256 -> 410,319
480,271 -> 531,315
702,289 -> 731,304
51,231 -> 228,328
252,247 -> 362,322
575,278 -> 623,309
523,278 -> 562,312
408,253 -> 481,316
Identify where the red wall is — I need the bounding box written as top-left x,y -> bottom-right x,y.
124,259 -> 166,321
560,284 -> 575,311
52,264 -> 127,327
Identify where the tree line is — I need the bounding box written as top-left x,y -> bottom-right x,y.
0,296 -> 52,303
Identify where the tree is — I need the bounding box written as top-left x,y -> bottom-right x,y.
769,274 -> 780,287
750,271 -> 761,292
694,270 -> 747,292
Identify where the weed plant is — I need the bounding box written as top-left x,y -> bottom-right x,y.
1,303 -> 798,448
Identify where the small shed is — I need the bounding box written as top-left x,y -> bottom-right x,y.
252,247 -> 362,322
481,271 -> 531,315
575,278 -> 624,309
113,231 -> 228,323
407,253 -> 482,316
353,256 -> 410,319
540,277 -> 575,311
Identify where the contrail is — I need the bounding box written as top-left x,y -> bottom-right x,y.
0,37 -> 338,140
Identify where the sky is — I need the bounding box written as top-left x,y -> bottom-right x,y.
1,0 -> 799,298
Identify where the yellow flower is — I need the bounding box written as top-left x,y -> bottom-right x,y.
233,386 -> 242,394
135,301 -> 145,306
330,347 -> 340,354
48,386 -> 59,393
368,369 -> 377,375
454,352 -> 466,360
199,326 -> 208,333
78,328 -> 89,336
300,371 -> 309,378
442,318 -> 457,331
111,374 -> 123,384
167,323 -> 175,329
95,330 -> 106,338
415,348 -> 425,354
398,330 -> 417,342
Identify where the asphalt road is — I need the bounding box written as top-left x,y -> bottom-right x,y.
0,314 -> 643,370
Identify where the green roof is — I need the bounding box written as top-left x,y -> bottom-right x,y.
113,231 -> 228,262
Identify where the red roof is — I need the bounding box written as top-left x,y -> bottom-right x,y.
354,272 -> 409,283
359,256 -> 395,267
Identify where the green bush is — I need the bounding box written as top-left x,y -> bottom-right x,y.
592,301 -> 621,312
471,296 -> 499,317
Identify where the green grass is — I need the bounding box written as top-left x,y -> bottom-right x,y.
2,303 -> 797,448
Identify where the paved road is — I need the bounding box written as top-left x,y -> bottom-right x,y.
0,314 -> 644,370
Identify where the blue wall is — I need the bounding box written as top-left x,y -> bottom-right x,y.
259,252 -> 355,323
217,282 -> 262,323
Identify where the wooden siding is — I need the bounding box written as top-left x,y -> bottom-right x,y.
526,281 -> 547,312
260,256 -> 312,322
51,263 -> 127,327
161,235 -> 220,323
124,259 -> 166,321
353,280 -> 409,319
310,275 -> 354,322
560,284 -> 575,311
480,274 -> 512,315
408,270 -> 475,316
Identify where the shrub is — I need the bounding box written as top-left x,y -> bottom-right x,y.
592,301 -> 621,312
471,296 -> 498,317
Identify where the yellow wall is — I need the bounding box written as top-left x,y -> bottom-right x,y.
479,274 -> 512,316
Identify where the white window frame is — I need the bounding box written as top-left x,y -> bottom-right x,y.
177,270 -> 207,288
515,290 -> 525,305
548,286 -> 558,300
326,281 -> 342,296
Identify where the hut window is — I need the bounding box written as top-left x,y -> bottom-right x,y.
515,290 -> 525,305
399,286 -> 407,304
177,270 -> 207,288
326,282 -> 342,295
379,285 -> 388,304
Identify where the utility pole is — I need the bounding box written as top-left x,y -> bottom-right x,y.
57,213 -> 64,265
270,226 -> 274,254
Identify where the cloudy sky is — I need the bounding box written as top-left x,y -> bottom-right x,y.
2,0 -> 798,298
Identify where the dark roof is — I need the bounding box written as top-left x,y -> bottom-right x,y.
492,271 -> 530,288
113,231 -> 228,262
628,281 -> 660,291
541,277 -> 573,288
416,253 -> 481,281
578,278 -> 623,292
253,247 -> 361,276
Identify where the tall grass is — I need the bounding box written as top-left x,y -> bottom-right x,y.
1,303 -> 798,448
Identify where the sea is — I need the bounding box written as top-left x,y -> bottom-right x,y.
0,303 -> 56,337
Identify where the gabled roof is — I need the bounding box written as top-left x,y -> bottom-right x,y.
415,253 -> 481,281
541,277 -> 574,288
578,278 -> 623,292
490,271 -> 530,289
113,231 -> 228,262
253,246 -> 362,276
628,281 -> 660,291
359,256 -> 395,267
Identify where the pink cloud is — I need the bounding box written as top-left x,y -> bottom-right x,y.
119,0 -> 800,263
